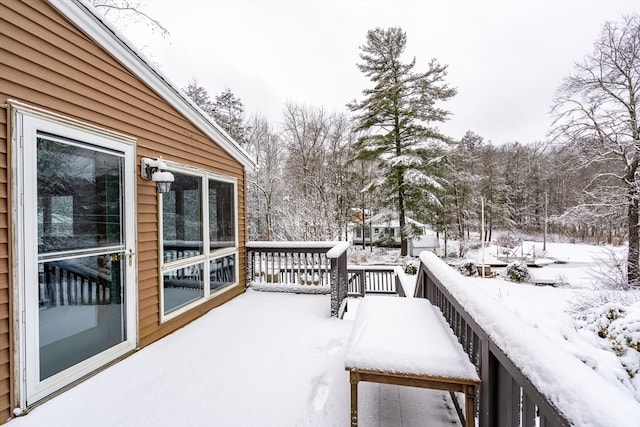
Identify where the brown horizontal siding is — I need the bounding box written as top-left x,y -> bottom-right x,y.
0,1 -> 249,419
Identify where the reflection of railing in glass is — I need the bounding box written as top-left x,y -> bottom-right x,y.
210,255 -> 235,292
38,254 -> 125,380
162,240 -> 202,263
39,257 -> 119,307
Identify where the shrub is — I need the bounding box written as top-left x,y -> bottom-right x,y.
458,240 -> 470,258
373,235 -> 396,248
403,258 -> 420,275
496,233 -> 516,248
457,259 -> 478,276
506,261 -> 530,282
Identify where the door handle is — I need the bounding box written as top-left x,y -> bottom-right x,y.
127,249 -> 135,267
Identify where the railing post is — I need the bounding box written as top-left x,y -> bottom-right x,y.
327,242 -> 350,317
479,336 -> 493,427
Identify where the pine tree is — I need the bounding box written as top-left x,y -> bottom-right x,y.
349,27 -> 456,255
212,88 -> 247,145
182,78 -> 214,116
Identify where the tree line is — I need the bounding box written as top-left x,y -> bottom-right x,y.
183,15 -> 638,286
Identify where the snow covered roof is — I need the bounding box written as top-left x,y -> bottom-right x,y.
365,213 -> 427,229
47,0 -> 256,171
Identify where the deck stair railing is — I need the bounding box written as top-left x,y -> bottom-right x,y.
414,251 -> 638,427
347,265 -> 407,297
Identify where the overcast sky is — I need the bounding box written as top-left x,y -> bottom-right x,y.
122,0 -> 638,145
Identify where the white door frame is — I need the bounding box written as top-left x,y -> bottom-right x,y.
12,104 -> 137,408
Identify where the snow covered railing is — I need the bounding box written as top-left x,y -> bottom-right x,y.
347,265 -> 407,297
246,241 -> 349,317
414,251 -> 640,427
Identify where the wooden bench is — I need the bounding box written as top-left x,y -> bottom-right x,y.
344,297 -> 480,427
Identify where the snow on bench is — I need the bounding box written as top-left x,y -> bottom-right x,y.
344,296 -> 480,427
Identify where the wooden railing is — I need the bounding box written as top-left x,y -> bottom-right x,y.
414,252 -> 637,427
347,265 -> 407,297
247,242 -> 412,315
246,241 -> 349,317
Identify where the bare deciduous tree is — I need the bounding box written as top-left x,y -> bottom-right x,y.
551,13 -> 640,287
90,0 -> 169,38
245,115 -> 284,241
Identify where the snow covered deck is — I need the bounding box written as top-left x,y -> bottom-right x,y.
10,291 -> 463,427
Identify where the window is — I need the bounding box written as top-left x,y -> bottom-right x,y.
160,167 -> 238,319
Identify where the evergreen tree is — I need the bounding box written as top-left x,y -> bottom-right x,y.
212,88 -> 247,145
349,27 -> 456,255
182,78 -> 214,116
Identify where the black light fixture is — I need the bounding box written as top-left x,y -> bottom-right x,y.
141,157 -> 175,193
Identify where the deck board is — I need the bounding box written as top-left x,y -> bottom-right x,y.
358,382 -> 461,427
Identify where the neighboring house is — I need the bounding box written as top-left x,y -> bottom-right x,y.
0,0 -> 255,419
352,213 -> 439,252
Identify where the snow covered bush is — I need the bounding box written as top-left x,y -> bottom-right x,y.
506,261 -> 530,282
573,299 -> 640,385
457,259 -> 478,276
403,258 -> 420,275
373,235 -> 396,248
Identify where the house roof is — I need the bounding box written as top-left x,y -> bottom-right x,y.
48,0 -> 256,171
365,213 -> 427,229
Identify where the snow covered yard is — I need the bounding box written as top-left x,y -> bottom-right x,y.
9,291 -> 461,427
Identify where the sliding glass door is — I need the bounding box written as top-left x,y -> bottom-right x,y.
17,110 -> 136,406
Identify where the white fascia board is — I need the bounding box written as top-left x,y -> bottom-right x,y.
47,0 -> 256,172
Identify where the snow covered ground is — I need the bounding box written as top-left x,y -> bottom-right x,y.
9,291 -> 460,427
9,240 -> 640,426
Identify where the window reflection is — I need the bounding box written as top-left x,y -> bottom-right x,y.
38,254 -> 124,379
37,136 -> 123,254
210,254 -> 236,293
209,179 -> 235,250
162,172 -> 203,262
163,264 -> 204,314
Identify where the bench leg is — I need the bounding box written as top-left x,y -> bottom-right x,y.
465,386 -> 475,427
350,381 -> 358,426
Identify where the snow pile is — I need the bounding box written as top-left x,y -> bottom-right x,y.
420,251 -> 640,427
573,299 -> 640,401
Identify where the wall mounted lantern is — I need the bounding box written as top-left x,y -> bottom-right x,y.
141,157 -> 175,193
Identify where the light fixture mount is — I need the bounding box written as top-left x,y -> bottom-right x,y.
141,157 -> 175,193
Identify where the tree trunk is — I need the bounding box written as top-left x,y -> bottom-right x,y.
627,186 -> 640,287
399,184 -> 408,256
